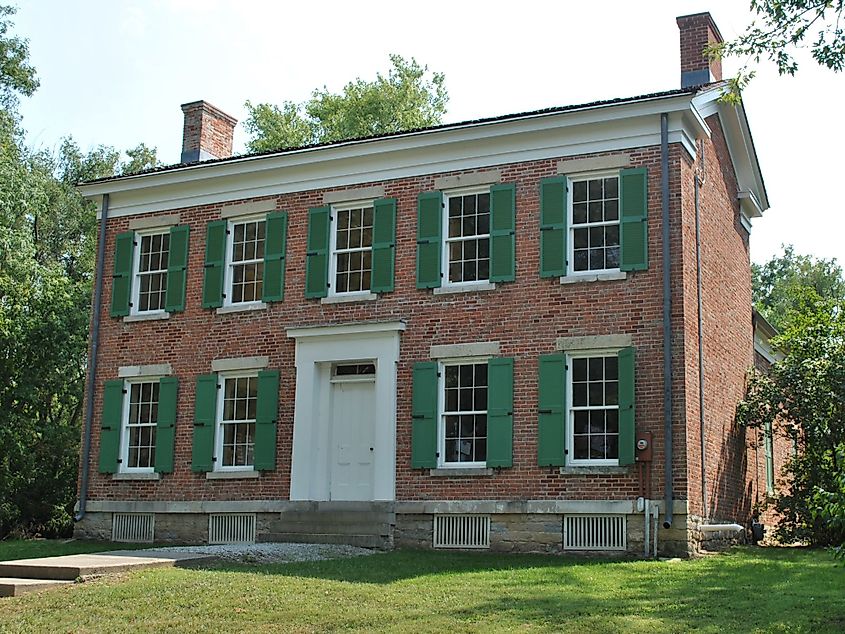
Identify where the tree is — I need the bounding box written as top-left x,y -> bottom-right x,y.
0,6 -> 161,537
752,244 -> 845,332
737,293 -> 845,547
245,54 -> 448,152
710,1 -> 845,102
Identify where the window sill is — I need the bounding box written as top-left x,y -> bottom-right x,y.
215,302 -> 267,315
558,466 -> 630,476
321,292 -> 378,304
123,312 -> 170,323
112,472 -> 161,481
560,271 -> 626,285
206,470 -> 260,480
429,467 -> 494,477
433,282 -> 496,295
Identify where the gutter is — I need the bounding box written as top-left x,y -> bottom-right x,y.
660,113 -> 674,529
75,193 -> 109,522
695,141 -> 708,518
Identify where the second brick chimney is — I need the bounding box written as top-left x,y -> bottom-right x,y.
180,100 -> 238,163
677,12 -> 723,88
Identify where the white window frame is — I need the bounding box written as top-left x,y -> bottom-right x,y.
568,171 -> 621,277
130,228 -> 169,316
437,356 -> 490,469
214,371 -> 259,472
328,199 -> 375,298
119,377 -> 162,474
566,348 -> 622,467
223,214 -> 266,308
441,186 -> 492,289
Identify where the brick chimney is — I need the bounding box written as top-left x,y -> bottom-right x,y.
677,12 -> 723,88
180,100 -> 238,163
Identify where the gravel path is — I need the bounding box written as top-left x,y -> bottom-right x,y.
148,542 -> 376,564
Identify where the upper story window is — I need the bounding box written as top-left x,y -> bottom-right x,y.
226,217 -> 266,305
217,374 -> 258,469
132,231 -> 170,314
570,175 -> 620,273
440,361 -> 488,466
443,189 -> 491,285
122,379 -> 159,471
568,353 -> 619,465
331,204 -> 374,295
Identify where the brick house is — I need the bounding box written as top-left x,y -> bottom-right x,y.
74,12 -> 771,556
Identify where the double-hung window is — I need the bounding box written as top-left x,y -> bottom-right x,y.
121,379 -> 159,472
226,217 -> 266,305
416,183 -> 515,290
217,374 -> 258,470
570,174 -> 620,273
330,203 -> 374,295
440,361 -> 489,465
132,231 -> 170,314
568,353 -> 619,465
443,188 -> 491,286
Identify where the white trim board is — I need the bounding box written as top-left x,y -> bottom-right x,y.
83,94 -> 713,219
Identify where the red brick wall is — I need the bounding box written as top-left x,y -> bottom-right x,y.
79,138 -> 751,511
678,114 -> 755,524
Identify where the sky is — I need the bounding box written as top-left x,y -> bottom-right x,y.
11,0 -> 845,265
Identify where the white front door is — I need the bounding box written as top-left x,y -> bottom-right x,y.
329,378 -> 376,500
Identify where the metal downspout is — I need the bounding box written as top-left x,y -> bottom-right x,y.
694,143 -> 708,519
660,113 -> 674,529
75,193 -> 109,522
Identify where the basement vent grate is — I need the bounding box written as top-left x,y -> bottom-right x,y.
208,513 -> 256,544
563,514 -> 627,551
433,514 -> 491,549
112,513 -> 155,543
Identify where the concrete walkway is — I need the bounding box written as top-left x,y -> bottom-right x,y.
0,550 -> 213,597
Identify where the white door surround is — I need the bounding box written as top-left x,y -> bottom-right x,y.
287,321 -> 405,501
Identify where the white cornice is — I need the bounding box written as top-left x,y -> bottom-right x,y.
82,93 -> 713,219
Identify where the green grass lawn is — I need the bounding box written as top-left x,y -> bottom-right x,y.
0,539 -> 149,561
0,545 -> 842,633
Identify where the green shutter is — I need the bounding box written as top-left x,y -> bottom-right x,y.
262,211 -> 288,302
165,225 -> 190,313
487,357 -> 514,467
617,346 -> 636,466
411,361 -> 439,468
254,370 -> 280,471
539,177 -> 567,278
202,220 -> 227,308
192,374 -> 218,472
490,184 -> 516,282
538,354 -> 566,466
371,198 -> 397,293
416,191 -> 442,289
764,421 -> 775,494
305,206 -> 331,298
98,380 -> 124,473
155,376 -> 178,473
619,167 -> 648,271
110,231 -> 135,317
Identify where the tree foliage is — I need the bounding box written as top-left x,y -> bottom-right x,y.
737,294 -> 845,546
0,7 -> 159,538
711,1 -> 845,102
752,244 -> 845,331
245,54 -> 448,152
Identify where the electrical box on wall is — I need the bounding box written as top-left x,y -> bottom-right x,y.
635,431 -> 653,462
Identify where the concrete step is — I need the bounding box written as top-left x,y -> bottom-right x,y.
262,533 -> 389,549
0,550 -> 213,581
278,511 -> 395,525
0,577 -> 74,597
272,521 -> 392,536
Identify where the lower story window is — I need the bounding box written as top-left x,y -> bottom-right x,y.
219,375 -> 257,468
441,362 -> 488,464
569,354 -> 619,464
123,381 -> 158,470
